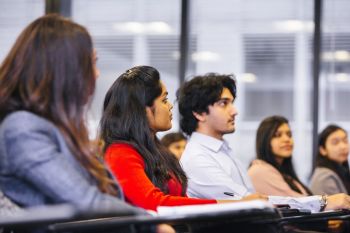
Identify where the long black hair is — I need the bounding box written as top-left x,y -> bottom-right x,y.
256,115 -> 312,195
317,124 -> 350,193
99,66 -> 187,195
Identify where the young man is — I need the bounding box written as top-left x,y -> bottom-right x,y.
178,73 -> 253,200
177,73 -> 350,212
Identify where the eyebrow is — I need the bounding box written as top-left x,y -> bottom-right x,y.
331,136 -> 347,140
277,130 -> 291,132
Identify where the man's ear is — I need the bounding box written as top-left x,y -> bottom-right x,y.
192,111 -> 206,122
319,146 -> 327,156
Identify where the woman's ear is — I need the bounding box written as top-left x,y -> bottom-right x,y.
146,106 -> 156,132
192,111 -> 206,122
146,106 -> 154,120
319,146 -> 327,156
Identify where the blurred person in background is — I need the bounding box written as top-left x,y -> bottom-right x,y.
248,115 -> 312,197
310,124 -> 350,195
248,115 -> 350,212
160,132 -> 187,160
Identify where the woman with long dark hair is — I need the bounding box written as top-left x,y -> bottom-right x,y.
310,125 -> 350,195
248,115 -> 312,196
0,13 -> 143,214
100,66 -> 222,211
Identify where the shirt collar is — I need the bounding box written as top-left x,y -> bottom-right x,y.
190,132 -> 227,153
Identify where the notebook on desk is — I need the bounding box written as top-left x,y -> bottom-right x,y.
157,200 -> 274,217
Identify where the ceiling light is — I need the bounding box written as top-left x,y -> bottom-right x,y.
242,73 -> 257,83
274,20 -> 313,32
113,21 -> 172,35
191,51 -> 220,62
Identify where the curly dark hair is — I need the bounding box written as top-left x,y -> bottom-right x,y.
177,73 -> 236,135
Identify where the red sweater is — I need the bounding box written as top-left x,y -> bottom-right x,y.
105,143 -> 217,211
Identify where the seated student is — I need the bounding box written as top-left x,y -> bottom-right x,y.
100,66 -> 258,211
310,125 -> 350,195
248,115 -> 312,197
0,13 -> 145,216
247,116 -> 350,210
178,75 -> 350,212
160,132 -> 187,160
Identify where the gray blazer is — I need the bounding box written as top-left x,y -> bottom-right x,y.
310,167 -> 348,195
0,111 -> 143,214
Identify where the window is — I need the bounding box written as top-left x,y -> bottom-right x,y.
189,0 -> 313,180
71,0 -> 181,135
0,0 -> 44,61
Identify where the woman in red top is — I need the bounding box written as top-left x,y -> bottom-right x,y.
100,66 -> 217,211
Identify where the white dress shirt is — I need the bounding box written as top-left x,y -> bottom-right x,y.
180,132 -> 255,200
181,132 -> 323,212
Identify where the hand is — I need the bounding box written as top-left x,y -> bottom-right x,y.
325,193 -> 350,211
156,224 -> 175,233
241,193 -> 268,201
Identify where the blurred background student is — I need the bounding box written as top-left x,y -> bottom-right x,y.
248,115 -> 350,212
310,125 -> 350,195
248,115 -> 312,196
160,132 -> 187,160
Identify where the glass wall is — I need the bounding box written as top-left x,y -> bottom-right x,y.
0,0 -> 44,61
320,0 -> 350,125
189,0 -> 314,181
71,0 -> 181,137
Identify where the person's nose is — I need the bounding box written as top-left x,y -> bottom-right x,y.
282,134 -> 292,142
341,141 -> 349,151
168,101 -> 173,111
230,103 -> 238,117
